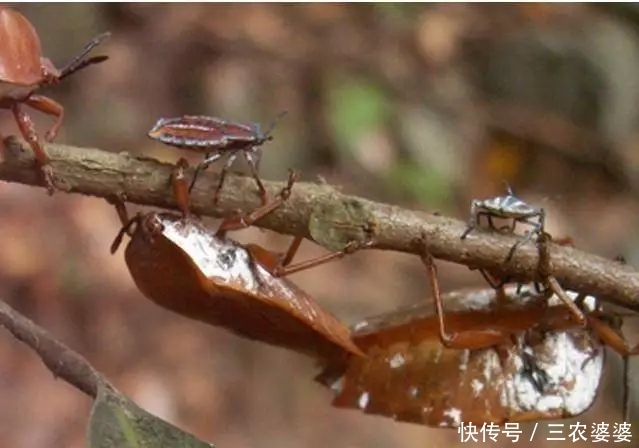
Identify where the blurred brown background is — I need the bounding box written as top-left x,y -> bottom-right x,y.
1,3 -> 639,447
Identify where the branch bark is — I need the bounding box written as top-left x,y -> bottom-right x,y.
0,299 -> 106,399
2,136 -> 639,312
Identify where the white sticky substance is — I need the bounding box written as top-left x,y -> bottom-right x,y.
358,392 -> 370,409
443,407 -> 462,427
330,377 -> 344,394
389,353 -> 406,369
471,378 -> 484,396
160,216 -> 303,304
459,349 -> 470,372
501,330 -> 603,416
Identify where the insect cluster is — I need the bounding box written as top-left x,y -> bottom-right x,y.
4,6 -> 637,434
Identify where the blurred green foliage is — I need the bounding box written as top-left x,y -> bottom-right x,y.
329,76 -> 389,153
387,161 -> 452,210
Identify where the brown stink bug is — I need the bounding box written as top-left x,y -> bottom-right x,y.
316,284 -> 616,428
108,168 -> 376,361
0,7 -> 109,194
147,111 -> 287,205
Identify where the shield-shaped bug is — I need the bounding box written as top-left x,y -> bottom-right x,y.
316,284 -> 628,428
109,168 -> 376,361
147,110 -> 287,206
461,183 -> 545,263
0,7 -> 109,194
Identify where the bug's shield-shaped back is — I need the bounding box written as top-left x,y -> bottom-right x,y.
124,212 -> 363,362
316,286 -> 605,428
148,116 -> 258,149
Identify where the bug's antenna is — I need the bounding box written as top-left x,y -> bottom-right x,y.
263,110 -> 288,140
59,32 -> 111,81
503,180 -> 515,196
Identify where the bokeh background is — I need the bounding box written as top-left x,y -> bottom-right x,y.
1,3 -> 639,447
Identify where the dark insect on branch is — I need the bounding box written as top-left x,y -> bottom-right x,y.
147,111 -> 288,205
0,7 -> 109,194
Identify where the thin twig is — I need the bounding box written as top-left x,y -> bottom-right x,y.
1,136 -> 639,312
0,299 -> 106,398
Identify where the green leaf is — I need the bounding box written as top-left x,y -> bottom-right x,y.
87,385 -> 213,448
329,77 -> 388,151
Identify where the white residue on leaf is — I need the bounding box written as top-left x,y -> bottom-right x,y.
471,378 -> 484,395
358,392 -> 370,409
389,353 -> 406,369
443,407 -> 462,427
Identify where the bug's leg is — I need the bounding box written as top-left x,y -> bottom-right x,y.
504,237 -> 525,263
420,243 -> 511,349
215,169 -> 298,238
478,268 -> 510,290
585,315 -> 639,357
546,277 -> 586,326
537,208 -> 546,233
517,210 -> 545,241
244,148 -> 268,205
24,95 -> 64,142
531,230 -> 575,289
280,236 -> 304,268
623,355 -> 631,422
268,228 -> 375,277
189,152 -> 223,193
533,231 -> 586,325
461,201 -> 479,240
11,104 -> 55,195
106,193 -> 130,228
172,158 -> 191,219
243,235 -> 304,275
105,193 -> 142,254
486,214 -> 498,232
505,225 -> 539,263
213,151 -> 240,205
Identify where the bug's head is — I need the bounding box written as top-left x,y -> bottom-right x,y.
148,117 -> 170,138
111,212 -> 142,255
110,212 -> 167,255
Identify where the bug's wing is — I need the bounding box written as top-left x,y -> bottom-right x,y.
147,115 -> 238,148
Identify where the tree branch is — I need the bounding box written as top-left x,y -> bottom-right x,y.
0,299 -> 106,399
2,136 -> 639,312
